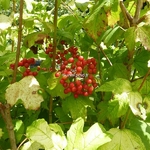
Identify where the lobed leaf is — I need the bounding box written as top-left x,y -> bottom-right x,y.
5,76 -> 44,110
26,119 -> 67,150
65,118 -> 112,150
96,78 -> 132,94
98,128 -> 146,150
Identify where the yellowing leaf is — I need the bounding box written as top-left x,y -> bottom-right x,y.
98,128 -> 146,150
136,25 -> 150,50
5,76 -> 44,110
129,92 -> 146,120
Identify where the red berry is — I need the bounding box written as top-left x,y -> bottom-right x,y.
76,61 -> 82,66
76,66 -> 82,73
24,63 -> 30,68
26,69 -> 30,73
33,71 -> 38,76
86,79 -> 92,84
18,61 -> 24,66
71,86 -> 77,92
68,57 -> 74,63
37,66 -> 40,71
22,58 -> 28,64
83,92 -> 89,96
55,72 -> 61,77
23,71 -> 28,77
78,56 -> 84,61
69,82 -> 75,88
88,69 -> 93,74
10,64 -> 15,70
64,50 -> 68,54
49,53 -> 53,58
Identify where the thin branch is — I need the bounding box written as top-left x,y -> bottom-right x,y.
17,138 -> 28,150
0,103 -> 17,150
49,96 -> 53,123
12,0 -> 24,83
133,0 -> 143,24
138,69 -> 150,91
99,45 -> 113,66
120,1 -> 133,27
52,0 -> 58,71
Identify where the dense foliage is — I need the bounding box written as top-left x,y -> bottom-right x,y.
0,0 -> 150,149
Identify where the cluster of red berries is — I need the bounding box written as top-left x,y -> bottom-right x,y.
45,44 -> 98,98
10,58 -> 38,77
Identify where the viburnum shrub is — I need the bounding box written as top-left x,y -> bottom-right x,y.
45,42 -> 98,98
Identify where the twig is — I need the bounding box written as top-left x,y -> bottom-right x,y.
138,69 -> 150,92
120,1 -> 133,27
0,103 -> 17,150
132,0 -> 143,24
17,137 -> 28,150
49,96 -> 53,123
99,45 -> 113,66
52,0 -> 58,71
12,0 -> 24,83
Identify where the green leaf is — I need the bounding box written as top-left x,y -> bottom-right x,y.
62,95 -> 94,120
102,26 -> 124,47
97,101 -> 108,123
5,76 -> 44,110
129,91 -> 146,120
23,32 -> 49,48
98,128 -> 146,150
134,50 -> 150,76
26,119 -> 67,150
14,120 -> 24,144
128,118 -> 150,150
75,0 -> 89,12
0,13 -> 14,30
107,93 -> 129,122
84,0 -> 107,40
65,118 -> 112,150
108,63 -> 129,79
21,141 -> 44,150
0,128 -> 3,139
136,25 -> 150,50
0,0 -> 10,10
96,78 -> 132,94
47,73 -> 70,99
125,27 -> 136,51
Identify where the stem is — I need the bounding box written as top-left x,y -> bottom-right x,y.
120,1 -> 133,27
120,107 -> 131,129
17,138 -> 28,150
132,0 -> 143,25
52,0 -> 58,71
99,45 -> 112,66
138,69 -> 150,92
12,0 -> 24,83
0,103 -> 17,150
49,96 -> 53,123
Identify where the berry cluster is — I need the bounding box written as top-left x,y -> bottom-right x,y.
10,58 -> 38,77
44,43 -> 98,98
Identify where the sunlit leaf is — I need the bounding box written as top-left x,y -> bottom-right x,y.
26,119 -> 67,150
96,78 -> 132,94
108,93 -> 129,122
136,25 -> 150,50
128,118 -> 150,150
98,128 -> 146,150
21,141 -> 44,150
14,120 -> 24,143
129,91 -> 146,120
0,12 -> 14,30
5,76 -> 44,110
65,118 -> 112,150
125,27 -> 136,51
